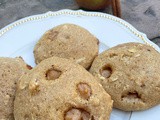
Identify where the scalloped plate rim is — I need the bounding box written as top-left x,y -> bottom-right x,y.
0,9 -> 159,51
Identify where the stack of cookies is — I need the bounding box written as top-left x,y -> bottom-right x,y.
0,24 -> 160,120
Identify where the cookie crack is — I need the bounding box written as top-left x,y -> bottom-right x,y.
121,91 -> 144,103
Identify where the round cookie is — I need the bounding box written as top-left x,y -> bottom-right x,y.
14,57 -> 113,120
34,23 -> 99,69
0,57 -> 31,120
90,42 -> 160,111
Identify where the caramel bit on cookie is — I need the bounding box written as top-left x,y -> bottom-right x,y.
100,66 -> 112,78
77,83 -> 92,100
46,68 -> 61,80
65,108 -> 91,120
26,64 -> 32,70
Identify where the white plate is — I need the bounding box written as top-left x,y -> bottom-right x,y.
0,9 -> 160,120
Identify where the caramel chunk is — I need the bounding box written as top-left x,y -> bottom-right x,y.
65,108 -> 91,120
26,64 -> 32,70
77,83 -> 92,100
100,66 -> 112,78
46,69 -> 61,80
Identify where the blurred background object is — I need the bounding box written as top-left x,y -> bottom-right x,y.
111,0 -> 121,17
0,0 -> 159,46
76,0 -> 121,17
75,0 -> 111,10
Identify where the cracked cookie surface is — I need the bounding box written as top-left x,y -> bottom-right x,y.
14,56 -> 113,120
90,42 -> 160,111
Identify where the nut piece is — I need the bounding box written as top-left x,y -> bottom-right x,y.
128,48 -> 137,53
98,74 -> 105,80
109,76 -> 118,82
65,108 -> 91,120
77,83 -> 92,100
29,79 -> 39,95
100,66 -> 112,78
76,57 -> 86,64
135,54 -> 140,57
46,69 -> 61,80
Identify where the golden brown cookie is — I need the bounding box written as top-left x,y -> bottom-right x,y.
14,57 -> 113,120
90,42 -> 160,111
34,24 -> 99,69
0,57 -> 31,120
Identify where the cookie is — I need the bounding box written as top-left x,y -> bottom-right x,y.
90,42 -> 160,111
34,24 -> 99,69
14,57 -> 113,120
0,57 -> 31,120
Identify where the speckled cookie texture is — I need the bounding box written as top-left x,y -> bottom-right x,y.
90,42 -> 160,111
0,57 -> 31,120
14,57 -> 113,120
34,23 -> 99,69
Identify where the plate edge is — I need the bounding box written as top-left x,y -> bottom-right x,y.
0,9 -> 159,50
